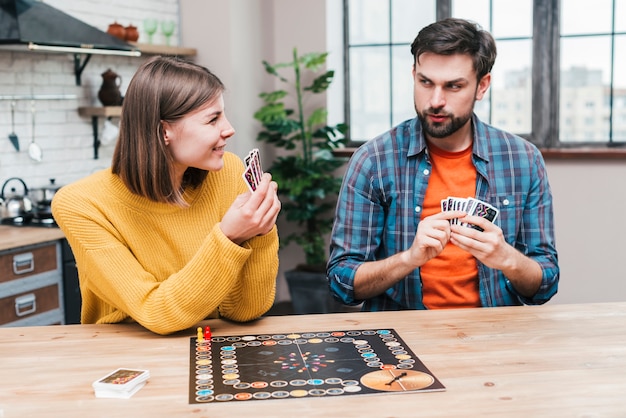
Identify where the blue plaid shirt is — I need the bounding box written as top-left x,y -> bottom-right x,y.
327,115 -> 559,310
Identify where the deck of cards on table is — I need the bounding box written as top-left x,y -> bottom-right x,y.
92,368 -> 150,399
242,148 -> 264,192
441,196 -> 499,231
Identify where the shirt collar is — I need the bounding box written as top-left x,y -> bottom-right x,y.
408,113 -> 490,162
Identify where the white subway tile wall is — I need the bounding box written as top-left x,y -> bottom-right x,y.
0,0 -> 179,192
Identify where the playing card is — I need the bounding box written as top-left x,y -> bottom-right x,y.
242,148 -> 263,192
466,198 -> 499,231
92,368 -> 150,394
440,196 -> 498,230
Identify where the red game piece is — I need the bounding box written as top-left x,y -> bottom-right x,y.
204,326 -> 211,341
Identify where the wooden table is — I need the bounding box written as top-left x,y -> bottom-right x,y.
1,302 -> 625,417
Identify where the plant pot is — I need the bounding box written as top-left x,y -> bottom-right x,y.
285,269 -> 345,314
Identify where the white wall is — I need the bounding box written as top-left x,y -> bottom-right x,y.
547,160 -> 626,304
1,0 -> 624,305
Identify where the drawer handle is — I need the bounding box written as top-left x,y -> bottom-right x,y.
13,252 -> 35,275
15,293 -> 37,317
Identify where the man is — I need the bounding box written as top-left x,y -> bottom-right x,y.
327,18 -> 559,311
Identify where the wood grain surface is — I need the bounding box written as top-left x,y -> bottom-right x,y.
1,302 -> 625,417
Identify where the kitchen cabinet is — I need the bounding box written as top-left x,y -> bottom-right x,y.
78,43 -> 197,158
0,241 -> 64,326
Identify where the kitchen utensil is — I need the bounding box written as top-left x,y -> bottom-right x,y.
8,101 -> 19,151
28,100 -> 43,162
98,69 -> 123,106
30,178 -> 61,204
101,119 -> 119,144
0,177 -> 34,224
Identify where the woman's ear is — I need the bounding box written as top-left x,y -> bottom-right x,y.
161,120 -> 172,146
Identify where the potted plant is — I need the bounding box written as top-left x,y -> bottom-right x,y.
254,48 -> 347,313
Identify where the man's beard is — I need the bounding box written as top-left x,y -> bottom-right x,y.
416,106 -> 473,139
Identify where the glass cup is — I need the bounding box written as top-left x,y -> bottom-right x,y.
143,18 -> 157,44
160,20 -> 176,46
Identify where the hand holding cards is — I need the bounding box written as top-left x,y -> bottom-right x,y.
92,368 -> 150,399
440,196 -> 499,231
242,148 -> 264,192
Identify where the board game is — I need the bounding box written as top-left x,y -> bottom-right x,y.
189,328 -> 445,403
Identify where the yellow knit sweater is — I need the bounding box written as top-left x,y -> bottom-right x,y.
51,152 -> 278,335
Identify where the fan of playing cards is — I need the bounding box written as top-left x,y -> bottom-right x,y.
242,148 -> 264,192
441,196 -> 499,231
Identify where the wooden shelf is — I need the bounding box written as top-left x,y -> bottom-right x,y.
78,106 -> 122,118
78,106 -> 122,159
129,42 -> 197,57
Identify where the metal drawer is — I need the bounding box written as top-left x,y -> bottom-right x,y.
0,243 -> 58,285
0,283 -> 60,325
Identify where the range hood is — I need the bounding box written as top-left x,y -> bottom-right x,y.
0,0 -> 140,57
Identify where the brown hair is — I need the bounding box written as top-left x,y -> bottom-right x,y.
112,56 -> 225,206
410,17 -> 497,81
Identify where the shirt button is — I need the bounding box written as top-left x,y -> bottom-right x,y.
502,199 -> 510,206
423,169 -> 430,175
415,206 -> 421,213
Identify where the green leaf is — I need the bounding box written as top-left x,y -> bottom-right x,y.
300,52 -> 328,71
262,60 -> 288,82
259,90 -> 288,104
304,71 -> 334,93
306,108 -> 327,128
253,103 -> 287,124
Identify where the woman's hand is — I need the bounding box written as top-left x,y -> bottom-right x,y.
220,173 -> 281,245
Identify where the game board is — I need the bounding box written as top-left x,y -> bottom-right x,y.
189,328 -> 445,403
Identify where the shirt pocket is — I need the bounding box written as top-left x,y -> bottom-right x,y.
492,193 -> 526,248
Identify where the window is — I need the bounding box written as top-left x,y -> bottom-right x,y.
342,0 -> 626,148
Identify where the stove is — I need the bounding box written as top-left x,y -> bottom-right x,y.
1,216 -> 58,228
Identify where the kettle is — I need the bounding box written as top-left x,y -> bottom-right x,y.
0,177 -> 34,224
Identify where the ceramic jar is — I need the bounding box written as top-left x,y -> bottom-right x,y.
125,24 -> 139,42
98,69 -> 123,106
106,22 -> 126,40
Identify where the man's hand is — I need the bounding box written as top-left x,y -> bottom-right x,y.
451,214 -> 542,297
404,210 -> 465,268
449,214 -> 510,270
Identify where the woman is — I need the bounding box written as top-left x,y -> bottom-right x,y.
52,56 -> 281,335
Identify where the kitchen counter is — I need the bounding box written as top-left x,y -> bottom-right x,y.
0,225 -> 66,251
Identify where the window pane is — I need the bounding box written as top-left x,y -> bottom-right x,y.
492,0 -> 532,38
391,0 -> 435,43
349,46 -> 391,140
560,37 -> 612,142
349,0 -> 389,45
561,0 -> 613,35
491,39 -> 532,133
613,35 -> 626,142
617,0 -> 626,31
391,45 -> 416,126
451,0 -> 491,31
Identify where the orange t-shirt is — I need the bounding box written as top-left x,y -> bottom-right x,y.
419,141 -> 480,309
